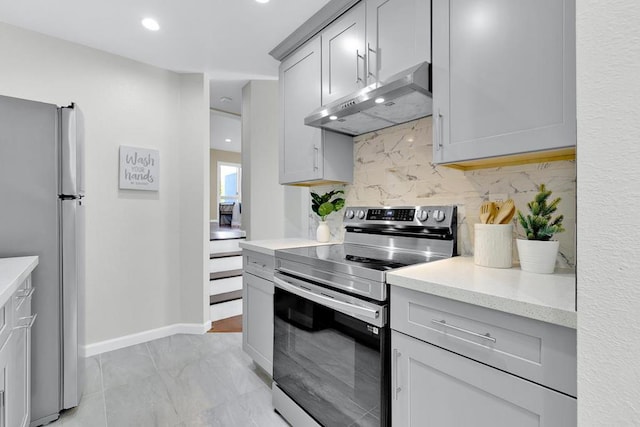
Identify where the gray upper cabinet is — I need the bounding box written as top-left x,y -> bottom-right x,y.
366,0 -> 430,84
321,2 -> 366,104
280,37 -> 323,184
279,37 -> 353,185
432,0 -> 576,168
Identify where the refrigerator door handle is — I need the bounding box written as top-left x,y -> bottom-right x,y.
60,197 -> 84,409
59,105 -> 85,197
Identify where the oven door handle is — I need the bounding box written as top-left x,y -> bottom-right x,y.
273,276 -> 380,320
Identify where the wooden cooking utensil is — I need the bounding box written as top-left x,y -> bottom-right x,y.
494,199 -> 516,224
480,201 -> 493,224
487,202 -> 498,224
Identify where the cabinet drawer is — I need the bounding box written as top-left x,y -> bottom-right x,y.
243,251 -> 275,281
391,286 -> 576,397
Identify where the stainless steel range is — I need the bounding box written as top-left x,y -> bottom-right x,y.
272,205 -> 458,427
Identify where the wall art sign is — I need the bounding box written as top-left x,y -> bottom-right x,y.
119,146 -> 159,191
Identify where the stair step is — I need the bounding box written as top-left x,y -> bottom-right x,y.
210,299 -> 242,322
210,290 -> 242,305
209,276 -> 243,297
209,239 -> 244,257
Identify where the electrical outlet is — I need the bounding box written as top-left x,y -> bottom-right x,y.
489,193 -> 507,203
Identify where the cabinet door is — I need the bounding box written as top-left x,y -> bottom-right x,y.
242,272 -> 274,375
392,331 -> 576,427
321,2 -> 366,104
432,0 -> 576,164
366,0 -> 430,84
7,328 -> 28,427
0,340 -> 7,427
279,37 -> 323,184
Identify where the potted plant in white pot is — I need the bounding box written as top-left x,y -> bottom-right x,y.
311,190 -> 345,242
516,184 -> 565,274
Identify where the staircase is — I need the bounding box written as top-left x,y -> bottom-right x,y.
209,224 -> 245,322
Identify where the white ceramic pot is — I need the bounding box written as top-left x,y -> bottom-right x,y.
316,221 -> 330,243
516,239 -> 560,274
474,224 -> 513,268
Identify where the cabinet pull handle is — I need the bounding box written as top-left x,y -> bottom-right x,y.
249,260 -> 266,268
431,319 -> 496,343
313,146 -> 319,171
355,49 -> 365,84
433,110 -> 443,151
393,348 -> 401,400
16,288 -> 35,299
14,313 -> 37,330
367,43 -> 376,81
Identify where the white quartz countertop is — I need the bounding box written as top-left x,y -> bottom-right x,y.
0,256 -> 38,308
387,257 -> 576,329
239,239 -> 337,256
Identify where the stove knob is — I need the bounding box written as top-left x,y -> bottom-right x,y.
345,209 -> 355,219
357,210 -> 366,220
433,209 -> 446,222
416,209 -> 429,221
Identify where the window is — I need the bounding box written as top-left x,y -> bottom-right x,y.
218,161 -> 241,205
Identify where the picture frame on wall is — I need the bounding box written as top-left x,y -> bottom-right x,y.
119,145 -> 160,191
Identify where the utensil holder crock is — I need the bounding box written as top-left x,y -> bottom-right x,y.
474,223 -> 513,268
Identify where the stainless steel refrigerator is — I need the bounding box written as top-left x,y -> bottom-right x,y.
0,95 -> 85,426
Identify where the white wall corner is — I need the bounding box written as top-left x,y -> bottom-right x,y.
178,73 -> 210,327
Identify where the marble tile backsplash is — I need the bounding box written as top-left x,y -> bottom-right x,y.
308,117 -> 577,268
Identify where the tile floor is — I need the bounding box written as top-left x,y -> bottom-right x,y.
51,333 -> 288,427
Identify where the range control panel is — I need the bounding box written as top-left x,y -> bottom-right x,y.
366,208 -> 415,221
343,206 -> 456,227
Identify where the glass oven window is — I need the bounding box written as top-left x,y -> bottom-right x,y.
273,287 -> 387,427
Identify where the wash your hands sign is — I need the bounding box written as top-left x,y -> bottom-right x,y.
119,145 -> 159,191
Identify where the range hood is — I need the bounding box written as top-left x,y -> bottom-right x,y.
304,62 -> 432,136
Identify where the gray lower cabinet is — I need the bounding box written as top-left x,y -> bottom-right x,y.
279,36 -> 353,185
432,0 -> 576,167
390,285 -> 576,427
392,331 -> 577,427
242,250 -> 275,375
0,342 -> 8,427
0,274 -> 34,427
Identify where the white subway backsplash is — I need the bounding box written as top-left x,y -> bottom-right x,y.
308,117 -> 576,268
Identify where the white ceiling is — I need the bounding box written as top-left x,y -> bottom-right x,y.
0,0 -> 331,115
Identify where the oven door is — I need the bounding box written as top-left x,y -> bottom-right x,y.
273,272 -> 389,427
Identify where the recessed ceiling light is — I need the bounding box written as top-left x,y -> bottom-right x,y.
375,97 -> 385,104
141,18 -> 160,31
256,0 -> 270,3
329,115 -> 338,120
225,138 -> 232,143
220,96 -> 232,103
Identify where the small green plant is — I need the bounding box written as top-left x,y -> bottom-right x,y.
311,190 -> 345,221
517,184 -> 565,241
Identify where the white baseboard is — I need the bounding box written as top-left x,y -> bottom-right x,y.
82,321 -> 211,358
